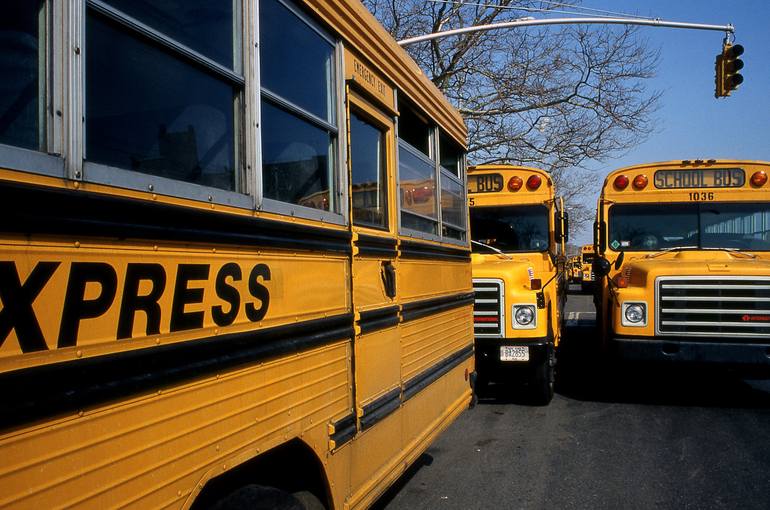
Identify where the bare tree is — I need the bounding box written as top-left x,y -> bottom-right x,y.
364,0 -> 662,233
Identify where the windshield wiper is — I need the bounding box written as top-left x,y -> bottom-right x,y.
471,240 -> 512,259
646,245 -> 757,259
646,245 -> 698,258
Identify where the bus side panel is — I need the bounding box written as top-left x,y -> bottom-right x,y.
0,242 -> 350,363
0,341 -> 352,509
398,258 -> 471,300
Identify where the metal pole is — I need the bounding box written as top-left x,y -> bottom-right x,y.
398,17 -> 734,46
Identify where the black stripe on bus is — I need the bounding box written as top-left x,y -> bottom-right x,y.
0,182 -> 352,254
0,314 -> 354,431
355,234 -> 398,258
399,240 -> 470,262
401,292 -> 475,323
403,345 -> 474,402
360,387 -> 402,431
331,413 -> 356,449
358,306 -> 400,334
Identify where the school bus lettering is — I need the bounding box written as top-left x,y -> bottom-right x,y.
117,263 -> 166,339
0,261 -> 60,353
653,167 -> 745,189
0,260 -> 272,352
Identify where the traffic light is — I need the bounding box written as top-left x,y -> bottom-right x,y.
715,42 -> 744,98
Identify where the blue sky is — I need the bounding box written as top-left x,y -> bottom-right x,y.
567,0 -> 770,244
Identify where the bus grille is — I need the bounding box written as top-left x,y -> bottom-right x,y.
656,276 -> 770,339
473,279 -> 504,337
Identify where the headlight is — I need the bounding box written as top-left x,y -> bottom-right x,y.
622,302 -> 647,326
512,304 -> 536,329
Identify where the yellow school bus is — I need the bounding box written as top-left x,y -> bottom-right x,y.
0,1 -> 475,508
593,159 -> 770,370
468,165 -> 568,404
580,244 -> 596,293
569,255 -> 583,283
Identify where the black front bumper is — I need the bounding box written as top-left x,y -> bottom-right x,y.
612,335 -> 770,369
475,336 -> 552,381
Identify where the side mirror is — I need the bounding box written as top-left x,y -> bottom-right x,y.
562,212 -> 569,243
593,257 -> 612,278
554,211 -> 563,240
614,250 -> 625,270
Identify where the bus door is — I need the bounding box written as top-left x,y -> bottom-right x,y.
345,84 -> 403,485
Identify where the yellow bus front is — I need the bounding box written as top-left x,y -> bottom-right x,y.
594,160 -> 770,370
468,165 -> 567,404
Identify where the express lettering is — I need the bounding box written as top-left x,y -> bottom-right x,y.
0,261 -> 271,352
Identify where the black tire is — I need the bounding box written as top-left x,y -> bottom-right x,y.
529,357 -> 554,405
212,485 -> 316,510
292,491 -> 326,510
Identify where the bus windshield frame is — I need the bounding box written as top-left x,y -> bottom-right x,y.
608,201 -> 770,252
470,204 -> 550,253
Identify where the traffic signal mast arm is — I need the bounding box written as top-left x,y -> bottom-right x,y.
398,16 -> 734,46
399,15 -> 743,99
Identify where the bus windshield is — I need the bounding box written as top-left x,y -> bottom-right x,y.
608,202 -> 770,251
582,252 -> 595,264
470,205 -> 549,253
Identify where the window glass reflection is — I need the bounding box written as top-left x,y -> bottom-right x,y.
350,112 -> 387,228
103,0 -> 238,69
86,13 -> 237,191
470,205 -> 549,252
261,100 -> 333,211
399,144 -> 437,222
0,0 -> 44,151
609,202 -> 770,251
441,174 -> 464,227
260,0 -> 333,122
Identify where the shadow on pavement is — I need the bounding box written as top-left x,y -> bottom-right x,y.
556,324 -> 770,409
369,453 -> 433,510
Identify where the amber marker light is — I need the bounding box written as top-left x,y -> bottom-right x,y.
526,175 -> 542,190
751,171 -> 768,187
632,174 -> 648,190
613,274 -> 629,288
614,175 -> 629,190
508,176 -> 523,191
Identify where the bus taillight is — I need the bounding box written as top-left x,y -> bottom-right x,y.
526,175 -> 542,190
613,175 -> 629,190
508,176 -> 523,191
751,171 -> 768,187
632,175 -> 648,190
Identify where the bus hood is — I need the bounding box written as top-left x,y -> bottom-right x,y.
619,250 -> 770,286
471,253 -> 538,290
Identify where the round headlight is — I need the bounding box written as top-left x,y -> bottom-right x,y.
624,304 -> 645,323
514,306 -> 535,325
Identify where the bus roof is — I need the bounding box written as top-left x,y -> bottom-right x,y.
315,0 -> 466,145
600,159 -> 770,200
467,164 -> 554,202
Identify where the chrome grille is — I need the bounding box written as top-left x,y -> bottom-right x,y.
473,279 -> 504,337
656,276 -> 770,338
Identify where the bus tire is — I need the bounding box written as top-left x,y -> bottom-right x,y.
292,491 -> 326,510
529,357 -> 554,405
212,485 -> 311,510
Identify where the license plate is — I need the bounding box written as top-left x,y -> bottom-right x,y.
500,345 -> 529,362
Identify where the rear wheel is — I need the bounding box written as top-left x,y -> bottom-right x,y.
212,485 -> 324,510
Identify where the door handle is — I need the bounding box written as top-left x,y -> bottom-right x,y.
380,261 -> 396,299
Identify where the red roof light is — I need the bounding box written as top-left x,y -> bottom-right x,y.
526,175 -> 542,190
614,175 -> 629,190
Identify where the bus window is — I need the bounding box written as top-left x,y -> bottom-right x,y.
86,8 -> 240,191
470,205 -> 550,252
0,1 -> 45,151
259,0 -> 338,212
350,109 -> 388,229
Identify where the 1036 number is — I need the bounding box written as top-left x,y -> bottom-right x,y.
689,192 -> 714,201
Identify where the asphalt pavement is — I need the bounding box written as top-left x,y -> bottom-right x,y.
374,286 -> 770,510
